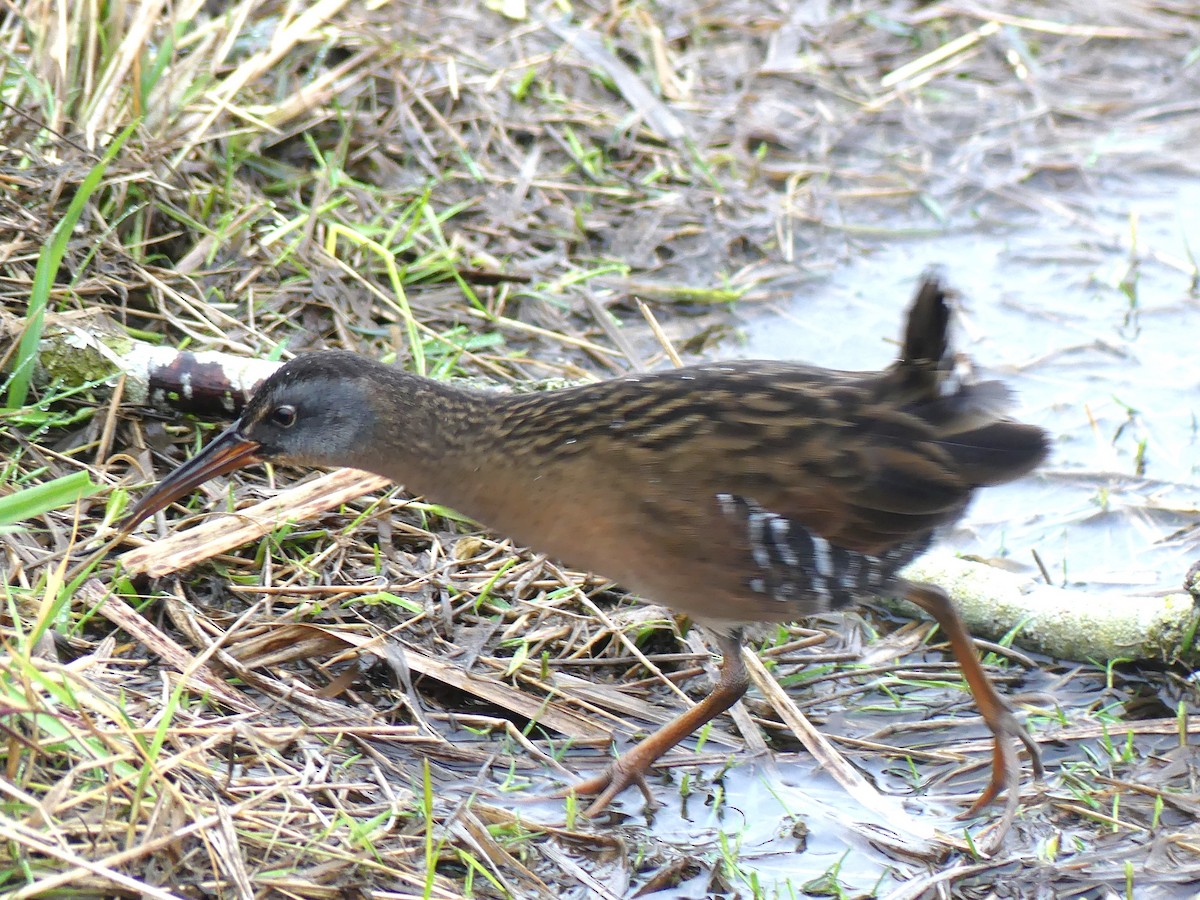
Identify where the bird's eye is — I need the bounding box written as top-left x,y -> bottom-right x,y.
271,404 -> 297,428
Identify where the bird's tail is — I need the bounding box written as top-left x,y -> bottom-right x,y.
897,271 -> 1049,486
900,271 -> 953,375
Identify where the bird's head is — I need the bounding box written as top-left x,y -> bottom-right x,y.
121,352 -> 381,531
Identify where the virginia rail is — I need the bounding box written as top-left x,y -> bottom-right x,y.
123,274 -> 1047,821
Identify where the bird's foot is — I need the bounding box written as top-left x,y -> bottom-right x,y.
964,708 -> 1043,816
558,759 -> 659,818
957,707 -> 1043,853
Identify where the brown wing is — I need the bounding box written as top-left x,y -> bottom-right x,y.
591,364 -> 1044,621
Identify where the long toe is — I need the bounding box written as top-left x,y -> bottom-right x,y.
564,762 -> 653,817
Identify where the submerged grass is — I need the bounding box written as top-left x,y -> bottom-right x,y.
2,0 -> 1200,897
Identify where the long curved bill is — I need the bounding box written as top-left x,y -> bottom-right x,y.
120,423 -> 263,533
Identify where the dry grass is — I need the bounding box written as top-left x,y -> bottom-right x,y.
3,1 -> 1200,896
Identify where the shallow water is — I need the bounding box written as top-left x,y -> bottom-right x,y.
628,760 -> 962,897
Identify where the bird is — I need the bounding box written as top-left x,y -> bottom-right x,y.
122,273 -> 1047,825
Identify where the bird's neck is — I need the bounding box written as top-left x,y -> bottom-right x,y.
348,367 -> 523,509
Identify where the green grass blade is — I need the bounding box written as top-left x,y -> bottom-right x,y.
7,121 -> 138,409
0,470 -> 102,528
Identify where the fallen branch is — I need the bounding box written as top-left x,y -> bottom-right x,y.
11,308 -> 279,416
898,554 -> 1199,666
118,468 -> 391,576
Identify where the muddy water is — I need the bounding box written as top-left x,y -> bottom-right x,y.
739,176 -> 1200,597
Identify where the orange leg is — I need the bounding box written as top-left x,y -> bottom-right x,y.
569,630 -> 747,817
902,580 -> 1043,818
